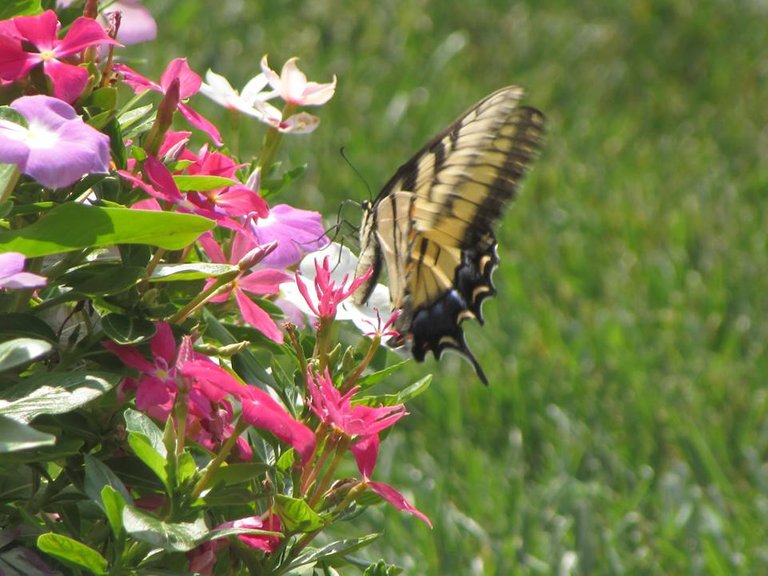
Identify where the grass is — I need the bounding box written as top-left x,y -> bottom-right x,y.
137,0 -> 768,572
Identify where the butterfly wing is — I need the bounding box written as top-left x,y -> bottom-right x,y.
355,86 -> 545,384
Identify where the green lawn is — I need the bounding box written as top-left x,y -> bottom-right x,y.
139,0 -> 768,572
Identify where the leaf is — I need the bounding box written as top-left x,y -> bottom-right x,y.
0,371 -> 118,423
0,314 -> 57,342
0,415 -> 54,452
286,534 -> 381,571
36,533 -> 108,576
0,1 -> 42,19
275,495 -> 324,532
0,436 -> 82,464
84,454 -> 133,508
101,486 -> 127,538
101,314 -> 156,345
362,560 -> 403,576
150,262 -> 238,282
127,432 -> 168,487
59,262 -> 145,296
0,338 -> 52,373
356,360 -> 412,389
173,175 -> 238,191
0,203 -> 214,257
209,462 -> 270,486
122,506 -> 208,552
123,408 -> 166,457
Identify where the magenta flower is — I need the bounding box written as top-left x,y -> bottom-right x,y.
105,322 -> 314,461
0,95 -> 111,189
249,204 -> 329,268
294,255 -> 372,321
217,514 -> 282,552
114,58 -> 222,145
182,358 -> 316,463
0,10 -> 119,103
0,252 -> 46,289
198,231 -> 290,343
306,368 -> 430,526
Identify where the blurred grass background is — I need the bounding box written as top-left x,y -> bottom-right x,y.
134,0 -> 768,573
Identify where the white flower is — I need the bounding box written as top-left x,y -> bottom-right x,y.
260,55 -> 336,107
280,243 -> 391,334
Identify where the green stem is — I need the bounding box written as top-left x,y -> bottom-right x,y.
341,335 -> 381,392
256,103 -> 296,174
169,269 -> 240,323
308,436 -> 350,508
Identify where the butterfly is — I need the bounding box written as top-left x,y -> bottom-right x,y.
353,86 -> 544,384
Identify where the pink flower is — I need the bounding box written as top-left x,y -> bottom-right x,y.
306,368 -> 430,526
183,359 -> 315,463
105,323 -> 314,461
198,231 -> 289,343
0,10 -> 119,103
114,58 -> 222,145
0,252 -> 46,289
217,513 -> 282,552
260,56 -> 336,107
295,256 -> 372,321
0,95 -> 111,188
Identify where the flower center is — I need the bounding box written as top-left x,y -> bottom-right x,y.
23,122 -> 59,149
39,50 -> 56,62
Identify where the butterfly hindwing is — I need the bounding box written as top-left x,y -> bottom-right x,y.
355,86 -> 545,384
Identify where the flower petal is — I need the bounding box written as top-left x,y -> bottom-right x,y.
55,16 -> 120,57
234,289 -> 284,343
367,481 -> 432,527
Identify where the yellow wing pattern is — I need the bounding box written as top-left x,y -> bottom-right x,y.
355,86 -> 545,384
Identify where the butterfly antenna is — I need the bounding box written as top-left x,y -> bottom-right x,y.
340,146 -> 374,202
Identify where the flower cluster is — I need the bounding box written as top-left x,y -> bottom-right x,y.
0,4 -> 427,576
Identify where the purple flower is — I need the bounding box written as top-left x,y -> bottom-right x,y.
0,95 -> 111,189
249,204 -> 328,268
0,252 -> 46,290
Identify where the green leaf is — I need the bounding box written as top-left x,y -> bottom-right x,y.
275,495 -> 324,532
37,533 -> 108,575
90,87 -> 118,111
84,454 -> 133,507
101,313 -> 156,345
287,534 -> 381,571
0,371 -> 118,423
0,203 -> 214,257
150,262 -> 238,282
124,408 -> 166,457
209,462 -> 270,486
0,338 -> 52,373
395,375 -> 432,403
356,360 -> 412,390
177,452 -> 197,484
127,432 -> 168,486
0,164 -> 19,201
0,414 -> 54,452
173,175 -> 238,191
362,560 -> 403,575
122,506 -> 208,552
0,0 -> 41,19
59,262 -> 145,296
0,314 -> 57,342
101,485 -> 127,538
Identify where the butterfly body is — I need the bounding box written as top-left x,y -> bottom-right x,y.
354,86 -> 545,384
